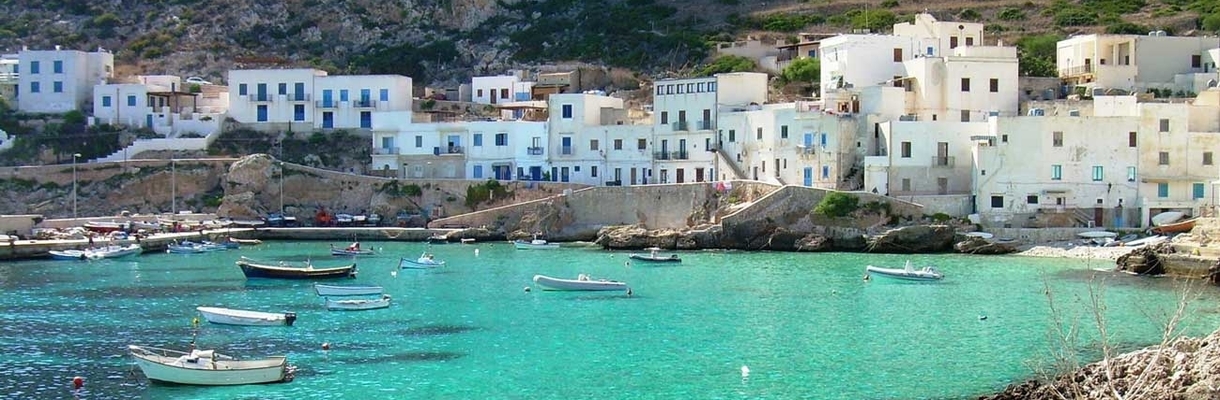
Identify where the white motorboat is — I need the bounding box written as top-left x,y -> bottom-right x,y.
513,237 -> 560,250
325,294 -> 392,311
127,345 -> 292,386
399,253 -> 445,269
331,242 -> 376,256
1077,231 -> 1118,239
87,243 -> 143,259
865,261 -> 944,282
628,248 -> 682,263
1151,211 -> 1185,226
314,283 -> 384,296
963,232 -> 994,240
532,274 -> 629,291
196,307 -> 297,326
48,249 -> 89,260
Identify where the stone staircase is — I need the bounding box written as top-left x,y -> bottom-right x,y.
714,147 -> 747,180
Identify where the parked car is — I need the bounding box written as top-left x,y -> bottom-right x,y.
185,77 -> 212,85
367,213 -> 382,226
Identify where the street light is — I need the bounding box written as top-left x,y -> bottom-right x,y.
72,153 -> 81,218
278,161 -> 284,215
171,159 -> 176,214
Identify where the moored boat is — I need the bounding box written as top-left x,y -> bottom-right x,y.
1151,211 -> 1186,227
426,234 -> 449,244
513,238 -> 560,250
167,243 -> 207,254
532,274 -> 629,291
330,242 -> 376,256
399,253 -> 445,269
229,237 -> 263,245
865,260 -> 944,282
1152,218 -> 1197,234
196,307 -> 297,326
325,294 -> 392,311
236,257 -> 357,279
48,249 -> 89,260
127,345 -> 291,386
628,248 -> 681,263
87,243 -> 143,259
313,284 -> 384,296
83,221 -> 125,233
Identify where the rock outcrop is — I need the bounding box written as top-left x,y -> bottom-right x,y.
954,237 -> 1018,255
981,328 -> 1220,400
1116,243 -> 1172,275
866,225 -> 957,253
594,223 -> 959,253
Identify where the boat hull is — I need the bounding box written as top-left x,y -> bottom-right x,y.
331,249 -> 376,256
325,296 -> 392,311
196,307 -> 295,326
237,260 -> 357,280
865,266 -> 943,282
532,275 -> 628,291
629,254 -> 681,263
513,240 -> 560,250
129,347 -> 288,386
399,257 -> 445,269
314,284 -> 384,296
1152,219 -> 1197,234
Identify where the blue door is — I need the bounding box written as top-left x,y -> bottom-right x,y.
473,165 -> 483,179
360,111 -> 371,129
530,166 -> 542,181
322,90 -> 333,107
146,114 -> 153,128
804,133 -> 813,148
561,167 -> 570,182
294,82 -> 305,99
256,105 -> 268,122
256,83 -> 267,100
803,167 -> 813,186
322,112 -> 334,128
820,133 -> 828,147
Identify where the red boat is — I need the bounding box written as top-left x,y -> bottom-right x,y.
83,221 -> 125,233
1152,218 -> 1197,234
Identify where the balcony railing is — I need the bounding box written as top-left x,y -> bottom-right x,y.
287,92 -> 310,102
653,150 -> 690,160
798,145 -> 818,154
446,145 -> 464,154
671,120 -> 688,131
248,93 -> 273,102
1058,64 -> 1093,77
695,120 -> 712,130
373,147 -> 399,155
315,100 -> 338,109
354,99 -> 376,108
931,156 -> 954,167
527,146 -> 544,155
558,145 -> 574,155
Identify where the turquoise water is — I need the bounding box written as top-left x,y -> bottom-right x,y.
2,241 -> 1219,399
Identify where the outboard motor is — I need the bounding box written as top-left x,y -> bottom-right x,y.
284,312 -> 297,326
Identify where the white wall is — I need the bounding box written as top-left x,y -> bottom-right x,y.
228,69 -> 324,124
472,75 -> 518,104
92,84 -> 149,126
892,13 -> 986,57
820,34 -> 915,96
314,74 -> 413,129
18,48 -> 113,113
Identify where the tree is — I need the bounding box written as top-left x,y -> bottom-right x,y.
780,57 -> 820,84
1016,34 -> 1063,77
696,55 -> 756,76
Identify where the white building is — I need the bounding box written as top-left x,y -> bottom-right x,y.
92,76 -> 225,137
1057,33 -> 1220,94
0,53 -> 17,107
903,46 -> 1020,121
228,69 -> 412,130
370,109 -> 549,181
472,75 -> 521,105
820,34 -> 916,97
892,13 -> 985,57
545,93 -> 633,184
654,72 -> 768,183
1137,94 -> 1220,225
17,47 -> 113,113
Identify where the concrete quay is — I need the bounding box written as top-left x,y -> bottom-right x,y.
0,227 -> 467,261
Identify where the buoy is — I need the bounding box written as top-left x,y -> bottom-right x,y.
72,376 -> 83,390
390,270 -> 397,278
626,288 -> 633,296
523,286 -> 531,293
321,342 -> 331,351
979,315 -> 988,321
475,249 -> 480,257
741,365 -> 750,378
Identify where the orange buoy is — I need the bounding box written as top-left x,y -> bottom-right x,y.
72,376 -> 83,389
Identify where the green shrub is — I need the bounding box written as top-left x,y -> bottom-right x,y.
997,7 -> 1026,21
696,55 -> 755,76
1203,13 -> 1220,32
957,9 -> 981,21
465,179 -> 509,209
849,10 -> 896,32
880,0 -> 899,8
1054,8 -> 1098,26
780,57 -> 819,84
813,192 -> 859,218
1106,21 -> 1146,34
930,213 -> 952,222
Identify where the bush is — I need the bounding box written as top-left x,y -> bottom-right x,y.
780,57 -> 819,84
880,0 -> 899,8
696,55 -> 756,76
957,9 -> 981,21
1203,13 -> 1220,32
1106,21 -> 1146,34
465,179 -> 509,209
997,7 -> 1026,21
849,10 -> 896,32
1054,8 -> 1098,26
813,192 -> 859,218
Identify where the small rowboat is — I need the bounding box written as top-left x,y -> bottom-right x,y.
532,274 -> 629,291
1152,218 -> 1197,234
331,242 -> 376,256
196,307 -> 297,326
513,239 -> 560,250
236,257 -> 357,280
399,253 -> 445,269
127,345 -> 292,386
314,284 -> 384,296
628,247 -> 681,263
325,294 -> 392,311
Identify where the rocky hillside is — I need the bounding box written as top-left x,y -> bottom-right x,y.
2,0 -> 1214,86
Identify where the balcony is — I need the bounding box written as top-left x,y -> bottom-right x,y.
354,99 -> 377,108
798,145 -> 818,154
446,145 -> 464,154
931,156 -> 954,167
373,147 -> 399,155
527,146 -> 544,155
315,100 -> 338,109
248,93 -> 273,103
557,145 -> 574,156
287,92 -> 310,102
1058,64 -> 1092,78
653,150 -> 689,160
695,120 -> 713,130
671,120 -> 688,131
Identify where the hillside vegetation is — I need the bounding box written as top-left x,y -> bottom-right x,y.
0,0 -> 1215,85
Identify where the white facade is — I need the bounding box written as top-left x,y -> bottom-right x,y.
903,46 -> 1020,121
228,69 -> 412,130
472,75 -> 520,105
653,72 -> 768,183
371,110 -> 547,180
17,48 -> 113,113
820,34 -> 916,96
546,93 -> 628,184
892,13 -> 986,57
1057,34 -> 1220,94
93,84 -> 148,126
866,120 -> 987,198
1137,98 -> 1220,223
92,76 -> 224,137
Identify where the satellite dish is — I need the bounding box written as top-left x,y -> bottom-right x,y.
1208,79 -> 1217,88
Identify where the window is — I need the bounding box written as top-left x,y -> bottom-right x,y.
1192,54 -> 1202,68
1001,134 -> 1008,143
666,85 -> 673,94
562,104 -> 572,119
52,60 -> 62,74
697,82 -> 705,92
380,89 -> 389,102
728,129 -> 736,142
901,179 -> 911,191
926,46 -> 934,55
52,81 -> 62,93
966,37 -> 974,46
961,110 -> 970,122
900,141 -> 911,158
655,86 -> 662,95
1127,166 -> 1136,182
950,36 -> 959,49
1159,119 -> 1169,132
961,78 -> 970,92
614,139 -> 623,150
637,139 -> 647,150
414,135 -> 423,148
1052,131 -> 1063,147
660,111 -> 668,125
293,104 -> 305,121
591,166 -> 598,177
687,83 -> 694,92
495,133 -> 508,146
893,48 -> 902,62
101,96 -> 111,107
781,125 -> 788,139
1159,152 -> 1169,165
278,83 -> 287,95
590,139 -> 599,151
1205,151 -> 1214,165
238,84 -> 247,96
677,85 -> 683,94
991,195 -> 1004,208
822,165 -> 829,178
340,89 -> 349,102
500,88 -> 508,99
1194,183 -> 1206,199
29,61 -> 38,74
1092,166 -> 1103,181
1157,182 -> 1169,198
709,82 -> 717,92
477,89 -> 483,97
989,78 -> 998,93
1051,164 -> 1062,180
127,95 -> 136,106
756,127 -> 762,140
1027,195 -> 1038,204
1128,132 -> 1137,147
29,82 -> 38,93
473,133 -> 483,147
473,165 -> 483,179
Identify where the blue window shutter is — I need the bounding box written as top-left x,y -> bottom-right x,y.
238,84 -> 247,96
379,89 -> 389,101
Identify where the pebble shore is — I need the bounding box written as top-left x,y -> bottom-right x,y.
1015,241 -> 1139,261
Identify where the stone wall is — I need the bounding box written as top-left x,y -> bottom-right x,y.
721,187 -> 923,230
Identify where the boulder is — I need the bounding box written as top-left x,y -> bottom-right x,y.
676,225 -> 721,250
867,225 -> 957,253
794,234 -> 833,252
215,192 -> 260,219
954,237 -> 1017,255
1116,242 -> 1170,275
594,225 -> 679,249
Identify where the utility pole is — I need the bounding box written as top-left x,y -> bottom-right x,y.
72,153 -> 81,218
171,159 -> 176,214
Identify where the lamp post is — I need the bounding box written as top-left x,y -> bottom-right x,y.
278,161 -> 284,215
171,159 -> 176,214
72,153 -> 81,218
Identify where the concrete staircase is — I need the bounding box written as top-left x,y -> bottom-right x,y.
714,147 -> 747,180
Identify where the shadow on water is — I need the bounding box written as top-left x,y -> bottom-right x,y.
54,285 -> 251,300
336,351 -> 465,364
396,324 -> 481,336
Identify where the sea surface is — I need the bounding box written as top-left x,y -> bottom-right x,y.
1,241 -> 1218,399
